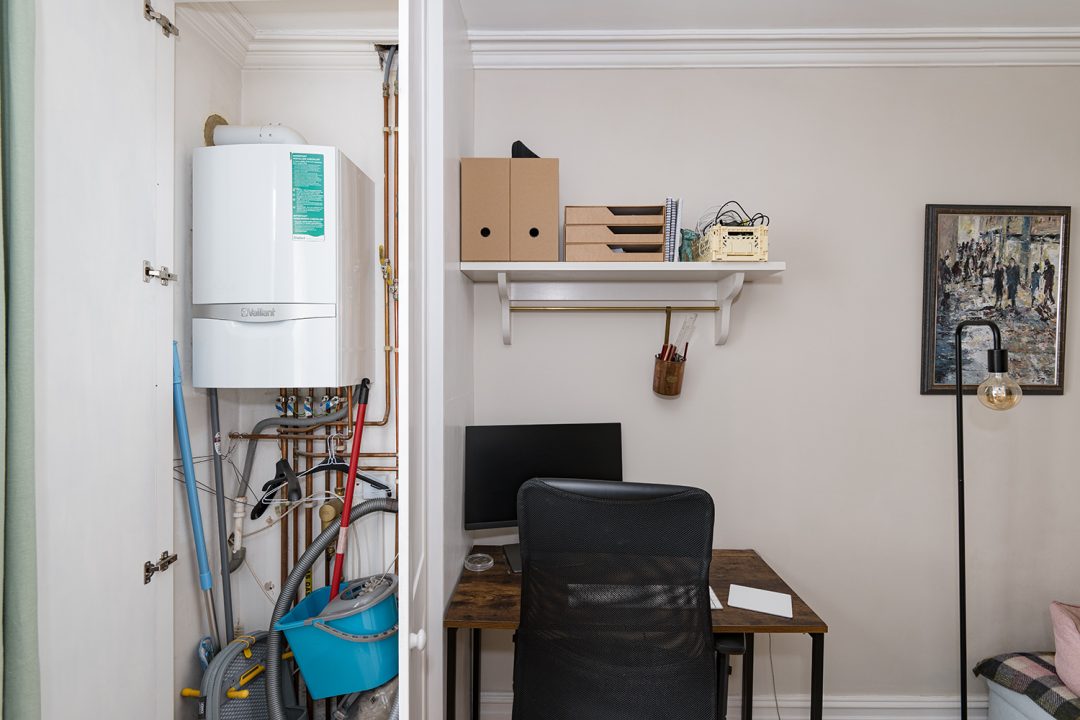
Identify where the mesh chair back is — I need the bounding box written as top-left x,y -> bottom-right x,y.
512,478 -> 716,720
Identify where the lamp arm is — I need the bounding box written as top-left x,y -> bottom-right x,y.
954,319 -> 1002,352
951,318 -> 1000,720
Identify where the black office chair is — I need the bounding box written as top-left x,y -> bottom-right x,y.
512,478 -> 729,720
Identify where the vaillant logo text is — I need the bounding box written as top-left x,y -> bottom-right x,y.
240,307 -> 276,318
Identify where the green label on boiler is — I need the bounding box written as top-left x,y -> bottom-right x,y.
291,152 -> 325,240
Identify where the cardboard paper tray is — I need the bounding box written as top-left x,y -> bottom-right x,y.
566,243 -> 665,262
566,224 -> 664,245
565,205 -> 666,226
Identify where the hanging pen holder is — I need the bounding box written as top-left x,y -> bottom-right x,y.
653,308 -> 696,398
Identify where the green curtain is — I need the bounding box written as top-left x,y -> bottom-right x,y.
0,0 -> 39,718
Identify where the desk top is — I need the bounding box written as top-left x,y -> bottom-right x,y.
444,546 -> 828,634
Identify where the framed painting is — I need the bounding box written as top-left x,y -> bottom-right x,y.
921,204 -> 1070,395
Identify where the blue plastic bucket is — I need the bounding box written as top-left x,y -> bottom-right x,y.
275,574 -> 398,700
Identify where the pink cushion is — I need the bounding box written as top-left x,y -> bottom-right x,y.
1051,601 -> 1080,695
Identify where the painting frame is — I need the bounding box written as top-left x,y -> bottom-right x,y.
921,204 -> 1071,396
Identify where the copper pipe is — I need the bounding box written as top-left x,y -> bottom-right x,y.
363,74 -> 393,429
279,429 -> 288,590
291,433 -> 298,574
304,388 -> 314,598
392,73 -> 400,573
363,283 -> 392,428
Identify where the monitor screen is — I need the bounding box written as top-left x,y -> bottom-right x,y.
463,423 -> 623,530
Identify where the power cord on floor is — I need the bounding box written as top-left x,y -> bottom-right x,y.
768,634 -> 782,720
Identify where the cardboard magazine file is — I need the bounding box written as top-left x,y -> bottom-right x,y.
510,158 -> 559,261
460,158 -> 510,261
460,158 -> 559,262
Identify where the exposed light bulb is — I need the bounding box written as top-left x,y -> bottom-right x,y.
977,372 -> 1022,411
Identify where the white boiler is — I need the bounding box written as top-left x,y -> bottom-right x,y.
191,143 -> 375,388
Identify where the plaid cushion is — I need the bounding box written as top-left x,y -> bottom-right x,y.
975,653 -> 1080,720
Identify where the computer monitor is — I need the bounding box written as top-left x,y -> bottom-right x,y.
464,422 -> 622,571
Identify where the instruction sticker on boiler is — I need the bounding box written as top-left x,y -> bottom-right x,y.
291,152 -> 325,240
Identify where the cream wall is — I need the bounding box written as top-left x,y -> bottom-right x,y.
470,66 -> 1080,709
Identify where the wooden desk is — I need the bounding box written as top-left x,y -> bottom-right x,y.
444,546 -> 828,720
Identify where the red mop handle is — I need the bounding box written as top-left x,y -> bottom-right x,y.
329,379 -> 371,600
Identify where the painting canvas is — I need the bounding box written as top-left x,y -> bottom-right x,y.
921,204 -> 1070,395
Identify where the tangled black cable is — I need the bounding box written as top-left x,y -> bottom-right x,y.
696,200 -> 770,235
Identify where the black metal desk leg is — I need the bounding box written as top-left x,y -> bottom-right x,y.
717,651 -> 731,720
741,634 -> 755,720
446,628 -> 457,719
810,633 -> 824,720
471,629 -> 482,720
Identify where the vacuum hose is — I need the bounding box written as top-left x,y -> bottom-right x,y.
266,498 -> 398,720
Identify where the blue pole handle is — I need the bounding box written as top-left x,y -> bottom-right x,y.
173,342 -> 214,592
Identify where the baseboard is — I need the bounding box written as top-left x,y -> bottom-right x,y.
477,693 -> 991,720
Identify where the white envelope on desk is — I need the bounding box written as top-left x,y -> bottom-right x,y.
727,584 -> 793,618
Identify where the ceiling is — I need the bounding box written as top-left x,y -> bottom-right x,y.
458,0 -> 1080,32
185,0 -> 397,33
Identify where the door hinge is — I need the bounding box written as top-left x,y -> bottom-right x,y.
144,2 -> 180,37
144,550 -> 178,584
143,260 -> 178,286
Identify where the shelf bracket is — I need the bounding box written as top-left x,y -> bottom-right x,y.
498,272 -> 512,345
714,272 -> 745,345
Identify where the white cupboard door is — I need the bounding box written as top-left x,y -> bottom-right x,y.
400,0 -> 429,714
36,1 -> 176,717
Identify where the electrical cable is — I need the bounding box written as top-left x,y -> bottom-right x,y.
697,200 -> 770,236
244,556 -> 278,606
768,634 -> 782,720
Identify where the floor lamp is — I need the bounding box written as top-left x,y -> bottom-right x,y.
954,319 -> 1022,720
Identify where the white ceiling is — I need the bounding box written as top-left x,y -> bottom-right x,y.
185,0 -> 397,33
458,0 -> 1080,32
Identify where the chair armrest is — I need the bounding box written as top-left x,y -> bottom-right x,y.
714,633 -> 746,655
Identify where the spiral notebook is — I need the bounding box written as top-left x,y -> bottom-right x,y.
663,197 -> 681,262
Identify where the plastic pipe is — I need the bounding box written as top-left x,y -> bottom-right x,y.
208,389 -> 235,643
173,342 -> 221,650
213,124 -> 308,146
266,497 -> 398,720
329,378 -> 371,600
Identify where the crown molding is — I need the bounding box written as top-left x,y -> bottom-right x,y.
468,27 -> 1080,69
177,4 -> 255,69
180,5 -> 397,71
244,29 -> 398,71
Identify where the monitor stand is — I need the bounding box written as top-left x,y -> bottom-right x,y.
502,543 -> 522,574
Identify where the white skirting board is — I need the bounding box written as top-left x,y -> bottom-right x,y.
476,694 -> 991,720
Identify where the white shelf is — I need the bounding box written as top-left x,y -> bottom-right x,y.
460,261 -> 786,283
459,261 -> 786,345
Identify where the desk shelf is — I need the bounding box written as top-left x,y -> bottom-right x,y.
460,261 -> 786,345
